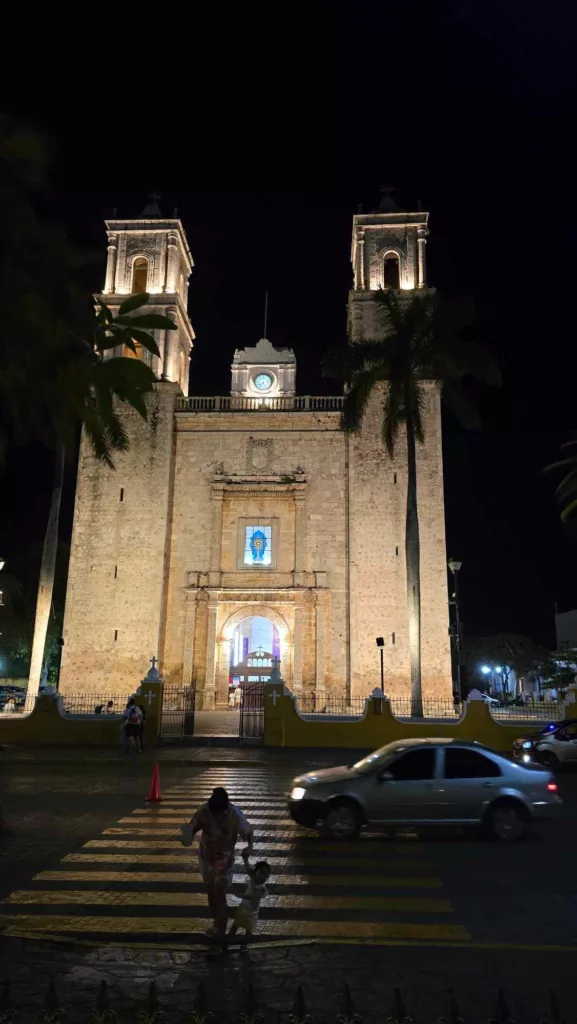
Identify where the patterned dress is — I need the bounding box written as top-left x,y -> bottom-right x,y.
191,803 -> 252,887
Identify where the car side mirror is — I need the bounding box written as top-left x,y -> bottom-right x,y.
378,770 -> 394,783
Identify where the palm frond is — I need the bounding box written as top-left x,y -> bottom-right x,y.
555,472 -> 577,501
561,497 -> 577,523
543,457 -> 577,474
340,363 -> 388,434
381,382 -> 403,457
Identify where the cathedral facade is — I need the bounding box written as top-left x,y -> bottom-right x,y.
59,198 -> 452,706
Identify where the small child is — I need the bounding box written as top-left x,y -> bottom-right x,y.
227,848 -> 270,948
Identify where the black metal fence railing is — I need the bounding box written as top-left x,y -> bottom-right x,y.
240,682 -> 265,738
490,701 -> 565,721
59,693 -> 125,715
295,695 -> 570,722
297,695 -> 368,716
390,698 -> 462,719
159,685 -> 196,739
0,976 -> 567,1024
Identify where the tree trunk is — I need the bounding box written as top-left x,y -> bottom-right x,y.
405,419 -> 423,717
27,443 -> 65,698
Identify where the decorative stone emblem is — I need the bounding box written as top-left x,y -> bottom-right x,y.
247,438 -> 274,473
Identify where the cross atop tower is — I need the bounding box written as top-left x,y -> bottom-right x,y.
139,192 -> 162,217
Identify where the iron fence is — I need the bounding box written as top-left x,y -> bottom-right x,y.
0,976 -> 568,1024
240,681 -> 265,738
390,698 -> 462,719
296,696 -> 462,719
297,695 -> 368,716
490,701 -> 565,722
159,685 -> 196,738
0,691 -> 128,717
58,693 -> 126,715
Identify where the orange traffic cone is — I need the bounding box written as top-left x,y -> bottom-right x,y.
146,763 -> 162,803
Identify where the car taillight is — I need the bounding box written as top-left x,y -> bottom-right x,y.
547,782 -> 558,792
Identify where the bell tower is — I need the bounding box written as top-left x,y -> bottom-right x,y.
101,196 -> 195,394
345,189 -> 452,702
349,188 -> 429,341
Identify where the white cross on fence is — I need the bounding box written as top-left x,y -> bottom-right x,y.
145,689 -> 155,706
268,690 -> 279,707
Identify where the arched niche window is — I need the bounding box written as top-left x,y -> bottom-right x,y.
132,257 -> 149,294
383,252 -> 400,290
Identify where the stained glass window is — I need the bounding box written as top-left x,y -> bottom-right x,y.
243,525 -> 272,566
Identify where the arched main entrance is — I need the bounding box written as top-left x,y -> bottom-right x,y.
219,605 -> 291,692
230,615 -> 280,685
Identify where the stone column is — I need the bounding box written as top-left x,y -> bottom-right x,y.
203,601 -> 219,709
292,601 -> 304,695
417,229 -> 427,289
294,491 -> 306,584
163,306 -> 178,381
357,231 -> 366,290
104,233 -> 118,294
166,231 -> 179,292
314,592 -> 328,702
182,592 -> 198,686
217,638 -> 231,705
209,486 -> 224,585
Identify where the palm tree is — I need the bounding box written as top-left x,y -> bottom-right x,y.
544,437 -> 577,522
337,290 -> 500,716
26,291 -> 177,697
0,120 -> 178,695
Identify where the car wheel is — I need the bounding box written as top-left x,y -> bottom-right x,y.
321,800 -> 362,840
486,800 -> 528,842
538,750 -> 559,770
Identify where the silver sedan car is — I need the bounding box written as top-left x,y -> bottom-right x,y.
288,738 -> 561,842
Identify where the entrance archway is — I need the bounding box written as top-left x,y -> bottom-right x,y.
230,615 -> 280,682
220,604 -> 291,687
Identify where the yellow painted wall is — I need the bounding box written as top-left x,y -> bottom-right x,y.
264,688 -> 534,752
0,683 -> 163,746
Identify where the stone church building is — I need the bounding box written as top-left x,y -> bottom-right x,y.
59,196 -> 452,706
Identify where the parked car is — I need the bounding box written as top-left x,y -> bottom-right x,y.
481,693 -> 501,707
512,719 -> 577,769
288,738 -> 561,842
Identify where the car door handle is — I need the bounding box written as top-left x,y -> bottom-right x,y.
482,782 -> 493,788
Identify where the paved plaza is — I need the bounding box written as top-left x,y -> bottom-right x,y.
2,756 -> 577,1019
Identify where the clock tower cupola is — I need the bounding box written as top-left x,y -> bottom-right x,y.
230,337 -> 296,398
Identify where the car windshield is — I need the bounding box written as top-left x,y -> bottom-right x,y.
352,741 -> 411,774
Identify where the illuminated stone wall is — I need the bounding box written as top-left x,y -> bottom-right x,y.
59,385 -> 179,695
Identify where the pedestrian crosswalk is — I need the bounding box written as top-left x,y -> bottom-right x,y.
0,768 -> 470,945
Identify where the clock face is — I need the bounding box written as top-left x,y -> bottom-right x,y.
254,372 -> 273,392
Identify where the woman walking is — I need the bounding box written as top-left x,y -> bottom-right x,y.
189,787 -> 253,942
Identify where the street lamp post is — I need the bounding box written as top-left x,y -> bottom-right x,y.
448,559 -> 463,703
376,636 -> 385,691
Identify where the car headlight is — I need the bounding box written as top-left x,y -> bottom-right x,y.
522,741 -> 532,749
290,787 -> 306,801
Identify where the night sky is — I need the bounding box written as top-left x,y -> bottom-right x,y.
1,1 -> 577,648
